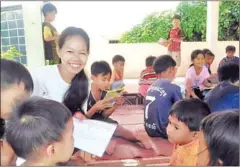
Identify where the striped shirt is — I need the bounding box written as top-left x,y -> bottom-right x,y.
139,66 -> 157,85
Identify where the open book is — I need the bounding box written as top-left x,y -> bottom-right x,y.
103,87 -> 124,108
73,118 -> 117,157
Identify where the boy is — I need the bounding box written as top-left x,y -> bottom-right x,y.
204,51 -> 215,74
87,61 -> 153,151
139,56 -> 157,97
42,2 -> 60,65
5,97 -> 74,166
167,99 -> 211,165
204,62 -> 239,112
159,15 -> 184,67
144,55 -> 183,139
219,45 -> 239,68
110,55 -> 125,89
1,59 -> 34,166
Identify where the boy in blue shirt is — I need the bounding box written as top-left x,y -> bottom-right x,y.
204,62 -> 239,112
144,55 -> 183,139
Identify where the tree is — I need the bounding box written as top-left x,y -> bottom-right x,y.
119,1 -> 239,43
120,10 -> 173,43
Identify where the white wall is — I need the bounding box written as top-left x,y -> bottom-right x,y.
84,41 -> 239,78
22,2 -> 45,68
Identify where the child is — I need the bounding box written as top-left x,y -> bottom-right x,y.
5,97 -> 74,166
160,14 -> 184,67
85,61 -> 153,150
185,49 -> 212,100
204,51 -> 215,74
138,56 -> 157,97
219,45 -> 239,68
86,60 -> 122,122
204,62 -> 239,112
110,55 -> 125,89
42,2 -> 60,65
1,59 -> 33,166
167,99 -> 211,166
197,110 -> 239,166
144,55 -> 183,139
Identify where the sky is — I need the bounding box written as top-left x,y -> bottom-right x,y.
51,1 -> 180,39
2,1 -> 180,41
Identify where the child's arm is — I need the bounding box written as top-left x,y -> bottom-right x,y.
85,100 -> 108,118
202,68 -> 212,88
110,70 -> 116,85
43,26 -> 58,42
102,96 -> 124,117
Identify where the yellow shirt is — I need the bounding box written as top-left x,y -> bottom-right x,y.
43,26 -> 57,40
169,139 -> 199,166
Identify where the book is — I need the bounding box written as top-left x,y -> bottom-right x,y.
103,87 -> 124,108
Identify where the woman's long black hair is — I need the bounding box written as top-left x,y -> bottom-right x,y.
60,27 -> 90,115
201,110 -> 239,166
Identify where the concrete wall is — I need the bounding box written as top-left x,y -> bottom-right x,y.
85,41 -> 239,78
22,2 -> 45,69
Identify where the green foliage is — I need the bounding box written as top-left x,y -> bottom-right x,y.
218,1 -> 240,41
1,46 -> 22,60
120,10 -> 172,43
176,1 -> 207,41
119,1 -> 239,43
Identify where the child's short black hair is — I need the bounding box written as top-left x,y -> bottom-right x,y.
145,56 -> 156,67
205,51 -> 215,57
202,48 -> 211,55
172,14 -> 181,20
153,55 -> 176,74
218,62 -> 239,83
1,59 -> 33,92
42,2 -> 57,16
201,110 -> 239,166
112,55 -> 125,64
91,61 -> 112,76
225,45 -> 236,53
170,99 -> 211,131
5,97 -> 72,159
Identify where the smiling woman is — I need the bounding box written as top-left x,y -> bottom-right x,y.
30,26 -> 90,112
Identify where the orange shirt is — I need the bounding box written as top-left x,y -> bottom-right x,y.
169,139 -> 199,166
113,69 -> 123,81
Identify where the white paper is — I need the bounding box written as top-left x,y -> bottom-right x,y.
73,118 -> 117,157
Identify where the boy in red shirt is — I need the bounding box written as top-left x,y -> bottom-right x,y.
139,56 -> 157,97
159,14 -> 184,67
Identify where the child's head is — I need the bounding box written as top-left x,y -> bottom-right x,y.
218,62 -> 239,84
145,56 -> 156,67
153,55 -> 177,81
202,48 -> 211,55
1,59 -> 33,119
197,110 -> 239,166
225,45 -> 236,58
190,49 -> 205,68
1,118 -> 17,166
57,27 -> 90,76
172,14 -> 181,28
204,51 -> 215,65
167,99 -> 211,146
42,3 -> 57,22
112,55 -> 125,72
91,61 -> 112,91
6,97 -> 74,165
